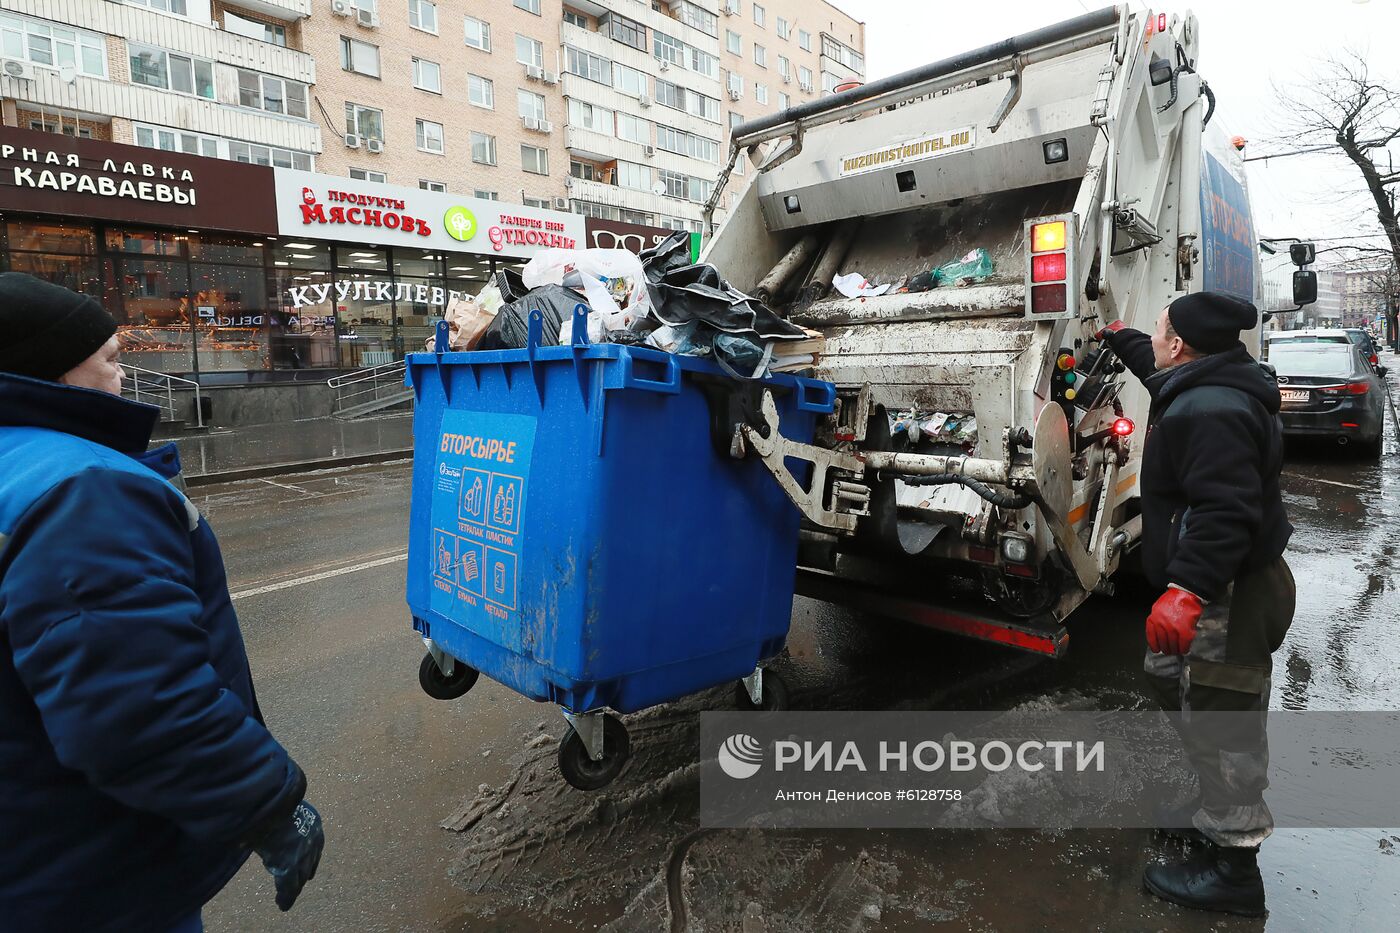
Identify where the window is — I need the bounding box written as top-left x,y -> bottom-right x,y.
516,34 -> 543,68
616,112 -> 649,145
416,119 -> 444,153
224,12 -> 286,46
676,1 -> 718,38
725,0 -> 740,14
613,62 -> 647,97
228,140 -> 312,169
752,4 -> 765,27
29,118 -> 92,138
798,65 -> 812,88
123,0 -> 188,15
344,102 -> 384,140
603,13 -> 646,52
729,111 -> 743,130
821,71 -> 840,93
727,71 -> 743,95
468,74 -> 494,108
136,124 -> 217,158
238,69 -> 309,118
570,160 -> 596,180
565,46 -> 612,85
726,30 -> 740,55
420,180 -> 447,192
408,0 -> 437,34
753,44 -> 766,67
568,99 -> 614,135
340,37 -> 380,77
350,168 -> 388,183
1,15 -> 107,77
517,89 -> 546,121
755,83 -> 768,105
798,29 -> 811,51
656,125 -> 719,162
778,55 -> 790,79
776,16 -> 789,40
353,0 -> 377,16
129,46 -> 215,99
655,31 -> 684,67
474,190 -> 499,201
778,91 -> 789,109
463,16 -> 491,51
413,57 -> 441,92
523,196 -> 550,209
617,161 -> 651,191
657,79 -> 720,121
470,132 -> 497,165
658,168 -> 712,203
521,144 -> 549,175
655,31 -> 718,78
563,9 -> 588,28
514,0 -> 541,14
822,34 -> 865,73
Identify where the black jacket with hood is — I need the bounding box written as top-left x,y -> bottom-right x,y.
1103,327 -> 1292,601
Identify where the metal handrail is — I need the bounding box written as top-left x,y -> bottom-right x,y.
328,359 -> 409,414
122,364 -> 204,428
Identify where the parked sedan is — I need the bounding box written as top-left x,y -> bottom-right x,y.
1344,328 -> 1381,369
1269,340 -> 1386,457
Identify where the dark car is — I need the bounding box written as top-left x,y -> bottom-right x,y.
1344,328 -> 1381,369
1268,339 -> 1386,457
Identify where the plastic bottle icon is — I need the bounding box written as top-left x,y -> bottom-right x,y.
499,483 -> 516,528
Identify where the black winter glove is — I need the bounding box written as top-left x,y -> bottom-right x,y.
252,800 -> 325,911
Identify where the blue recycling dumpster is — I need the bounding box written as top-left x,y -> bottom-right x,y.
404,311 -> 835,788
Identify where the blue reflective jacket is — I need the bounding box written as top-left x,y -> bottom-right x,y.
0,374 -> 303,933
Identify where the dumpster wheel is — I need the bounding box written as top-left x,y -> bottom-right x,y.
735,668 -> 789,712
418,652 -> 480,700
559,714 -> 630,791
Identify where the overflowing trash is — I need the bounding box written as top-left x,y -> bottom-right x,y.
888,409 -> 979,448
433,231 -> 821,378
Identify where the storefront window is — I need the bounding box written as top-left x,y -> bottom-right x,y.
336,244 -> 389,272
7,219 -> 95,255
188,232 -> 264,266
268,267 -> 336,370
105,227 -> 187,258
271,239 -> 332,270
334,268 -> 395,368
7,252 -> 102,298
189,262 -> 269,372
108,257 -> 195,373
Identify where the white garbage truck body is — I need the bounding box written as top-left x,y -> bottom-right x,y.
703,6 -> 1261,656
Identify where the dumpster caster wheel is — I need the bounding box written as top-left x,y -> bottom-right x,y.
419,652 -> 479,700
559,715 -> 630,791
736,670 -> 788,711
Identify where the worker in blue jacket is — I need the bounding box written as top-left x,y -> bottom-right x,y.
0,273 -> 324,933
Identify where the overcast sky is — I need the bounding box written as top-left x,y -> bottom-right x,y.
833,0 -> 1399,270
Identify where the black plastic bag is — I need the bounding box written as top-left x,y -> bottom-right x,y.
477,284 -> 584,351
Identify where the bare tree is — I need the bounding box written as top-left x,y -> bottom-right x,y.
1276,50 -> 1400,338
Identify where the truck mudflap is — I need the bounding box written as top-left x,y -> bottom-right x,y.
796,569 -> 1071,658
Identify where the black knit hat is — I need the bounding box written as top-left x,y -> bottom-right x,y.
0,272 -> 117,381
1167,291 -> 1258,354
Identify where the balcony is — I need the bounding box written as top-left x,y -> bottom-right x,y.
560,72 -> 725,141
561,20 -> 721,92
19,0 -> 315,83
2,69 -> 320,154
566,176 -> 709,221
220,0 -> 313,20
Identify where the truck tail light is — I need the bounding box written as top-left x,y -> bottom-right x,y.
1112,417 -> 1135,437
1032,284 -> 1067,314
1031,253 -> 1066,283
1031,221 -> 1066,253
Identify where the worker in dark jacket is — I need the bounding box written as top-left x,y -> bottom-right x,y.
1098,291 -> 1294,918
0,273 -> 324,933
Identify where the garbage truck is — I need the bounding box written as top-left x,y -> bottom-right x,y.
699,5 -> 1262,657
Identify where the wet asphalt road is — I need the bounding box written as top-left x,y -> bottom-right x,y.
199,361 -> 1400,932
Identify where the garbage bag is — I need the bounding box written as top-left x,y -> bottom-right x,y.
638,232 -> 806,342
428,294 -> 495,351
932,248 -> 995,286
522,247 -> 651,342
477,283 -> 584,351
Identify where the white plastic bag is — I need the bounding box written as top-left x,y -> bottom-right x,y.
832,272 -> 891,298
523,248 -> 652,343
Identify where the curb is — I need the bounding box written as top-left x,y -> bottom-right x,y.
185,448 -> 414,488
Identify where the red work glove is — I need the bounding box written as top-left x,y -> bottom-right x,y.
1094,319 -> 1126,341
1146,587 -> 1203,656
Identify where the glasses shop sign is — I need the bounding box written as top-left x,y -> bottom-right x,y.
0,126 -> 278,234
273,168 -> 585,259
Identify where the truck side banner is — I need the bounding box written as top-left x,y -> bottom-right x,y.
1199,151 -> 1257,302
838,127 -> 976,177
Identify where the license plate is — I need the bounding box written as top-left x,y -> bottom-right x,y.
1280,388 -> 1310,403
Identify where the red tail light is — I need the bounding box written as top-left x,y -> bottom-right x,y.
1158,13 -> 1167,31
1112,417 -> 1135,437
1319,382 -> 1370,397
1031,253 -> 1067,283
1370,354 -> 1378,366
1031,284 -> 1067,314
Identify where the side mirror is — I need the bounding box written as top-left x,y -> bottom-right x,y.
1290,242 -> 1316,266
1293,270 -> 1318,306
1261,311 -> 1273,323
1378,366 -> 1389,378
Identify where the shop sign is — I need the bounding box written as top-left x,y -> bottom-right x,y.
284,278 -> 482,310
583,217 -> 674,254
0,126 -> 278,233
274,169 -> 585,259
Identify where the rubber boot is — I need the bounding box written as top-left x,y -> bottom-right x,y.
1143,843 -> 1266,917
